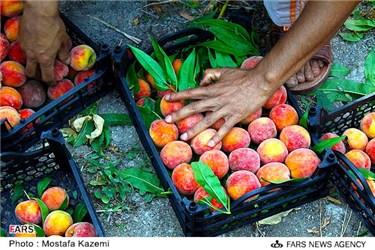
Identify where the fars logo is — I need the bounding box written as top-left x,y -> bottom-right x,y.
9,225 -> 35,235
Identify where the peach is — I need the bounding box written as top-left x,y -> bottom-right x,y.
194,187 -> 227,211
360,112 -> 375,139
366,138 -> 375,164
43,210 -> 73,236
176,113 -> 204,134
15,200 -> 41,224
256,162 -> 290,186
41,187 -> 69,211
285,148 -> 321,178
160,141 -> 192,170
240,108 -> 262,125
248,117 -> 277,145
0,61 -> 26,87
0,34 -> 9,62
145,72 -> 156,89
136,97 -> 155,107
4,16 -> 19,42
225,170 -> 261,201
0,0 -> 23,17
0,106 -> 20,130
263,86 -> 287,110
229,148 -> 260,173
211,118 -> 225,131
257,138 -> 288,164
8,41 -> 26,64
199,150 -> 229,179
74,69 -> 96,89
0,86 -> 23,110
321,132 -> 346,154
157,88 -> 174,98
67,67 -> 78,81
69,45 -> 97,71
240,56 -> 263,70
47,79 -> 74,100
345,149 -> 371,170
172,59 -> 182,74
149,119 -> 179,148
280,125 -> 311,152
160,95 -> 184,117
19,108 -> 38,130
366,179 -> 375,197
65,222 -> 98,237
54,60 -> 69,81
134,79 -> 151,99
171,163 -> 200,195
269,104 -> 299,131
221,127 -> 251,153
17,80 -> 46,108
190,128 -> 222,155
343,128 -> 368,151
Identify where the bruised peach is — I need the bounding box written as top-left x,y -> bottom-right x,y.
240,108 -> 262,125
4,16 -> 19,42
190,128 -> 222,155
0,86 -> 23,110
0,34 -> 9,62
248,117 -> 277,145
134,79 -> 151,100
343,128 -> 368,151
54,60 -> 69,82
345,149 -> 371,170
172,59 -> 183,74
257,138 -> 288,164
240,56 -> 263,70
199,150 -> 229,179
43,210 -> 73,236
226,170 -> 261,201
17,80 -> 46,108
171,163 -> 200,195
269,104 -> 299,131
145,72 -> 156,89
360,112 -> 375,139
65,222 -> 98,237
0,61 -> 26,87
221,127 -> 250,153
41,187 -> 69,211
1,0 -> 23,17
285,148 -> 321,178
69,45 -> 97,71
0,106 -> 20,130
229,148 -> 260,173
256,162 -> 290,186
321,132 -> 346,154
15,200 -> 41,224
176,113 -> 204,134
280,125 -> 311,152
47,79 -> 74,100
366,138 -> 375,164
8,41 -> 26,64
149,119 -> 178,148
194,187 -> 227,211
160,141 -> 192,170
160,96 -> 184,117
263,86 -> 287,110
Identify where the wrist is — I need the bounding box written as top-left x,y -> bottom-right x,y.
24,0 -> 59,17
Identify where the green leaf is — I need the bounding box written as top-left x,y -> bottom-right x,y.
89,179 -> 107,186
315,91 -> 336,112
151,37 -> 165,67
94,190 -> 103,199
191,162 -> 230,213
329,63 -> 351,77
101,195 -> 110,204
299,108 -> 309,129
358,168 -> 375,180
311,136 -> 346,154
208,49 -> 218,68
339,32 -> 365,42
12,181 -> 24,204
34,198 -> 49,225
214,51 -> 237,68
58,196 -> 69,210
73,203 -> 88,222
91,133 -> 105,157
261,177 -> 306,185
179,48 -> 197,91
344,18 -> 375,32
100,113 -> 132,126
74,120 -> 95,147
197,40 -> 250,57
33,224 -> 45,237
37,177 -> 52,197
1,228 -> 6,237
138,105 -> 159,129
364,48 -> 375,85
126,62 -> 139,94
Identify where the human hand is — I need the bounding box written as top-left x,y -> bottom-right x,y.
164,67 -> 278,147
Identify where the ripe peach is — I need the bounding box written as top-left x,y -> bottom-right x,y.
194,187 -> 227,211
67,67 -> 78,81
0,86 -> 23,110
0,106 -> 20,130
4,16 -> 19,42
240,108 -> 262,125
321,132 -> 346,154
171,163 -> 200,195
8,41 -> 26,64
240,56 -> 263,70
15,200 -> 41,224
74,69 -> 96,88
149,119 -> 179,148
0,34 -> 9,62
65,222 -> 98,237
134,79 -> 151,100
209,113 -> 225,131
190,128 -> 222,155
229,148 -> 260,173
176,113 -> 204,134
221,127 -> 251,153
0,61 -> 26,87
157,88 -> 174,98
280,125 -> 311,152
366,179 -> 375,197
263,85 -> 287,110
1,0 -> 24,17
269,104 -> 299,131
360,112 -> 375,139
19,108 -> 38,130
225,170 -> 261,201
345,149 -> 371,170
366,138 -> 375,164
160,141 -> 192,170
54,60 -> 69,81
17,79 -> 46,108
343,128 -> 368,151
248,117 -> 277,145
43,210 -> 73,236
199,150 -> 229,179
172,59 -> 182,74
256,162 -> 290,186
41,187 -> 69,211
47,79 -> 74,100
145,72 -> 156,89
160,96 -> 184,117
285,148 -> 321,178
136,97 -> 155,107
69,45 -> 97,71
257,138 -> 288,164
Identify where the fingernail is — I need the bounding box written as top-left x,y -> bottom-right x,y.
165,115 -> 172,123
208,140 -> 215,147
165,94 -> 170,101
180,133 -> 188,141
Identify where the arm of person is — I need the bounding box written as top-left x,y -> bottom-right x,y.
164,0 -> 360,147
18,0 -> 70,85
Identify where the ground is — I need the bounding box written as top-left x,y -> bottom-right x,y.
60,0 -> 374,237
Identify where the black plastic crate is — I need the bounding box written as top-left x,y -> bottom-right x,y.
0,129 -> 104,237
0,14 -> 114,152
308,92 -> 375,235
113,28 -> 331,236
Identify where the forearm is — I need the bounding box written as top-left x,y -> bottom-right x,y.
24,0 -> 59,17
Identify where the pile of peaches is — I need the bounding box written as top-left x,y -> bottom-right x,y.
0,0 -> 97,132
